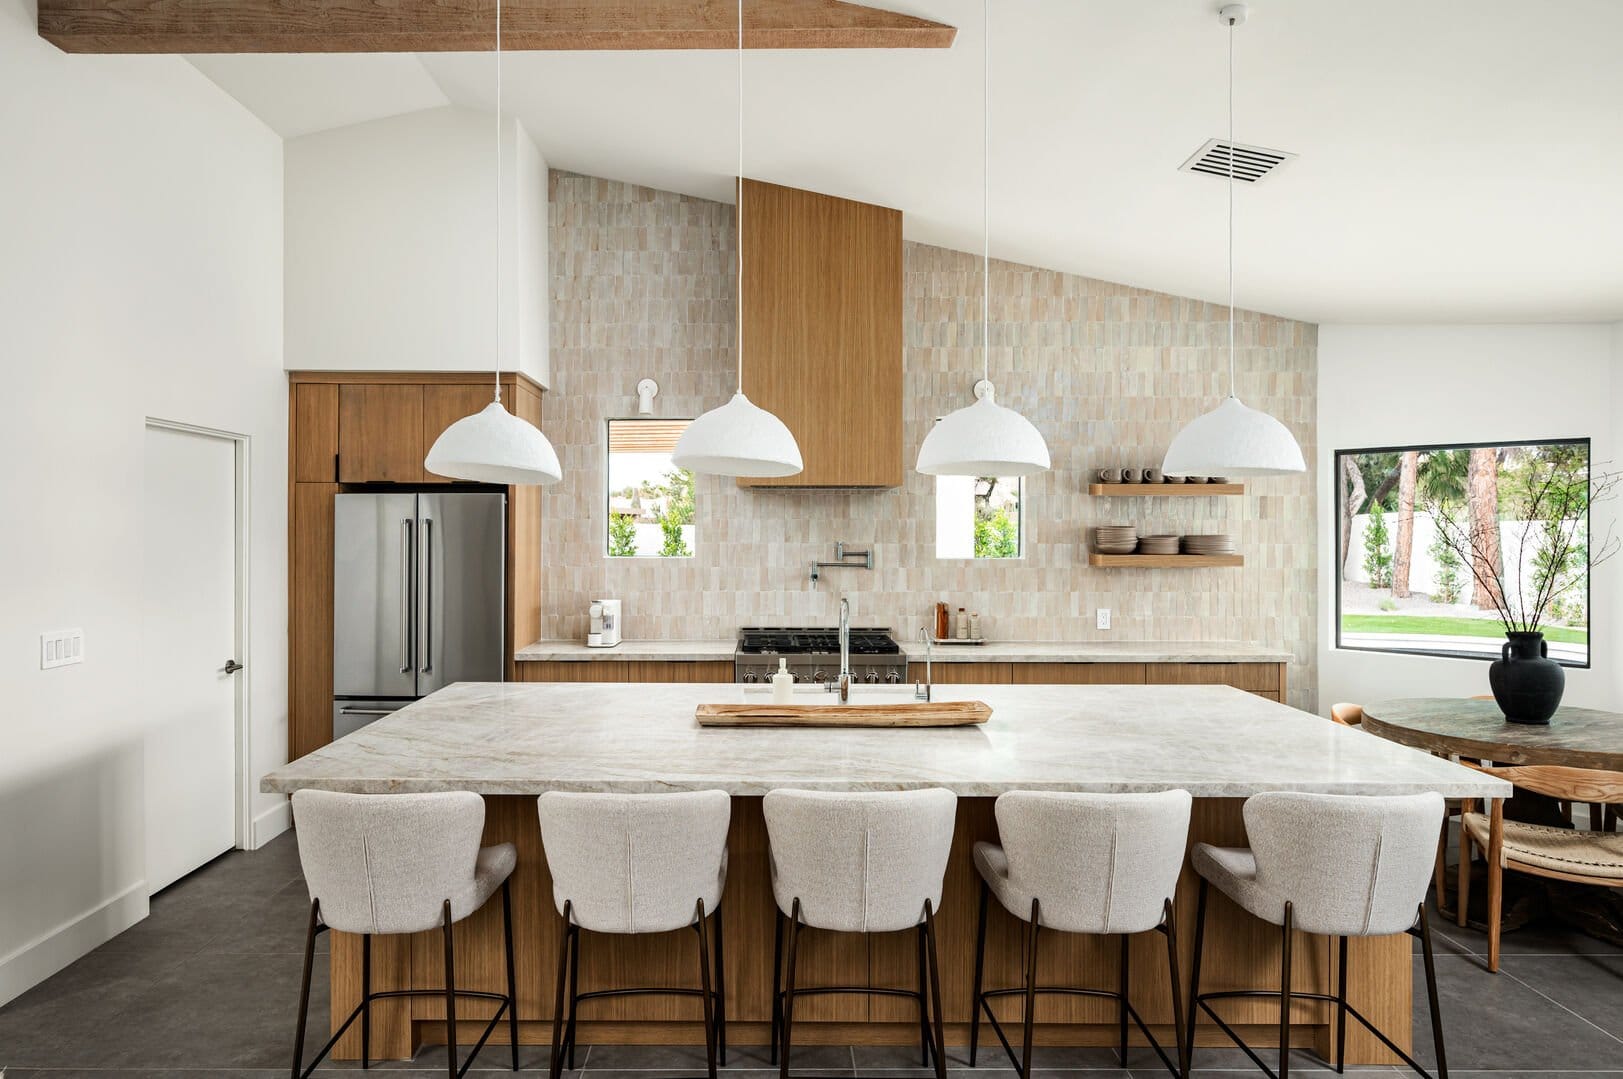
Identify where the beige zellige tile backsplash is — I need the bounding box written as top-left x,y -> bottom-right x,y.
544,173 -> 1318,709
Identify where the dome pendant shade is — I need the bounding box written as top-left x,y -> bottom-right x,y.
1161,395 -> 1305,478
670,391 -> 804,478
915,391 -> 1051,477
425,401 -> 563,485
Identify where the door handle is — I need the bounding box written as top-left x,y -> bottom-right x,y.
223,660 -> 243,674
419,517 -> 433,675
400,518 -> 414,674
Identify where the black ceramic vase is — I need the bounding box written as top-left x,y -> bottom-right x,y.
1488,631 -> 1565,725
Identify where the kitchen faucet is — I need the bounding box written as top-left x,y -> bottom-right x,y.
835,597 -> 852,702
914,627 -> 932,701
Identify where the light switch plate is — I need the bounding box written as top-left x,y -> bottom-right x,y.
1096,608 -> 1112,631
41,628 -> 84,669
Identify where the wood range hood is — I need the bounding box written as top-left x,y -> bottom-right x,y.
37,0 -> 956,54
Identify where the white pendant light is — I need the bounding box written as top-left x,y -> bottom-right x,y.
425,0 -> 562,486
670,0 -> 803,479
1162,4 -> 1304,480
915,0 -> 1050,479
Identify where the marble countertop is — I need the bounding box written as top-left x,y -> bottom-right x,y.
514,639 -> 1292,664
262,682 -> 1504,799
515,639 -> 735,662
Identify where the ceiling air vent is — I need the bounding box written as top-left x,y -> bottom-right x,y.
1179,138 -> 1296,184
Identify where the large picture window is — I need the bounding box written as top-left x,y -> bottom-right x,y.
606,419 -> 696,558
1334,438 -> 1592,667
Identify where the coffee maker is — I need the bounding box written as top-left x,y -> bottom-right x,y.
587,599 -> 622,647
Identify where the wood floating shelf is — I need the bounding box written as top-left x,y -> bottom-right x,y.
1088,553 -> 1245,568
1087,483 -> 1245,497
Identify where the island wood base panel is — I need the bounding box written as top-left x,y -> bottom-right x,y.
326,796 -> 1408,1065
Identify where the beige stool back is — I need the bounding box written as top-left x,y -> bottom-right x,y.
763,788 -> 957,932
538,790 -> 731,933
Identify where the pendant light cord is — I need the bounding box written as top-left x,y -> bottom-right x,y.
492,0 -> 504,405
736,0 -> 746,395
981,0 -> 990,386
1226,11 -> 1236,399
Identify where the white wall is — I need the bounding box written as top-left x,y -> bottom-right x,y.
1317,324 -> 1620,713
0,0 -> 285,1004
284,106 -> 549,387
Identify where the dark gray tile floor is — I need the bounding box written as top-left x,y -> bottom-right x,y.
1,832 -> 1619,1078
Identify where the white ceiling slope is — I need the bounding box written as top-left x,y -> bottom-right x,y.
190,1 -> 1623,324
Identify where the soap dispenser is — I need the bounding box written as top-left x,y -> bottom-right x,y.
771,657 -> 795,704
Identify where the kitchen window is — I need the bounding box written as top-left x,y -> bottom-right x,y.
606,419 -> 696,558
936,476 -> 1023,559
1334,438 -> 1595,667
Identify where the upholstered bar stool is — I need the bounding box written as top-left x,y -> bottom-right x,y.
288,789 -> 519,1079
537,790 -> 732,1079
968,790 -> 1193,1079
762,788 -> 957,1079
1188,792 -> 1449,1079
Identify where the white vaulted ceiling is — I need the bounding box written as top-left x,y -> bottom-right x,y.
190,0 -> 1623,323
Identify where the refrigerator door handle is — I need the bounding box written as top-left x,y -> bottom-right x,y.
399,518 -> 414,674
419,516 -> 434,675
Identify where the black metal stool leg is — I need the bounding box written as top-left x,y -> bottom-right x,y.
1187,879 -> 1208,1075
1118,932 -> 1131,1067
770,910 -> 783,1067
779,899 -> 802,1079
916,924 -> 932,1068
291,899 -> 320,1079
548,903 -> 573,1079
713,902 -> 728,1068
695,901 -> 718,1079
502,880 -> 519,1072
1335,935 -> 1349,1075
970,881 -> 988,1067
442,899 -> 459,1079
924,901 -> 947,1079
1161,899 -> 1188,1079
362,932 -> 372,1070
1278,902 -> 1294,1079
1021,898 -> 1041,1079
565,923 -> 581,1070
1417,904 -> 1449,1079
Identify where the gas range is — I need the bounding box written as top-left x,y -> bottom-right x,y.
734,626 -> 906,686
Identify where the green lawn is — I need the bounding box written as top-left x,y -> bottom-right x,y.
1340,614 -> 1588,644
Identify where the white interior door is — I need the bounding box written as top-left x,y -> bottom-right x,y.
142,423 -> 240,892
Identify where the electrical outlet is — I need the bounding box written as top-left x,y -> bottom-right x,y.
41,628 -> 84,669
1096,608 -> 1112,631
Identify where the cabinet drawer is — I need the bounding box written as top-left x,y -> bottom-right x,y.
1009,663 -> 1147,685
513,661 -> 625,683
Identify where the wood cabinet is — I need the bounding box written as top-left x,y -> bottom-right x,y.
911,660 -> 1285,700
737,179 -> 903,488
515,660 -> 733,684
288,371 -> 546,760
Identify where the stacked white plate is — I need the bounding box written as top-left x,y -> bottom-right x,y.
1095,525 -> 1138,554
1181,534 -> 1236,555
1137,535 -> 1180,555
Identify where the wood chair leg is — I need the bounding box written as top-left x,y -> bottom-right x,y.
1487,800 -> 1505,973
1456,829 -> 1473,929
1434,816 -> 1449,910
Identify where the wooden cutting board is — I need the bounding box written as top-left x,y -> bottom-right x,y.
695,700 -> 991,728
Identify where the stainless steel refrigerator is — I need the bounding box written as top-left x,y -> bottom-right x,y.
332,492 -> 505,739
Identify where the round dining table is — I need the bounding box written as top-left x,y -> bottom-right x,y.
1361,697 -> 1623,772
1362,696 -> 1623,943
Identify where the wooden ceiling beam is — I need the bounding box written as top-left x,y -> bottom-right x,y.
38,0 -> 957,55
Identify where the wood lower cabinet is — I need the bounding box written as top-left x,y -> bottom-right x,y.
915,661 -> 1285,699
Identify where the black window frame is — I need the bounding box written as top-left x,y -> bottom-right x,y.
1332,436 -> 1593,670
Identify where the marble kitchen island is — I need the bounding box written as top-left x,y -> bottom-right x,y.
263,682 -> 1504,1064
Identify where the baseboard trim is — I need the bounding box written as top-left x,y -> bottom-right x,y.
0,879 -> 148,1008
251,798 -> 292,848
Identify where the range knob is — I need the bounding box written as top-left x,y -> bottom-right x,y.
811,669 -> 826,684
885,668 -> 902,684
742,671 -> 759,684
865,671 -> 880,684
